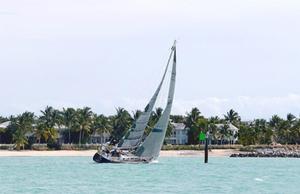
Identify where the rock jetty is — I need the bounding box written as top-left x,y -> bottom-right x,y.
230,147 -> 300,158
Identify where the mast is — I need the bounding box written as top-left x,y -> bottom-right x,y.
117,43 -> 175,149
136,41 -> 176,159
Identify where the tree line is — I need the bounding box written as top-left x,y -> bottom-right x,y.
182,108 -> 300,146
0,106 -> 300,150
0,106 -> 169,150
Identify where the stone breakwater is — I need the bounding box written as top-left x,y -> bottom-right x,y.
230,147 -> 300,158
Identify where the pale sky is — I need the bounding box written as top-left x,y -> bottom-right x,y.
1,0 -> 300,120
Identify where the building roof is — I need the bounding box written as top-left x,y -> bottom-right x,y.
0,121 -> 11,129
171,122 -> 186,130
215,123 -> 239,132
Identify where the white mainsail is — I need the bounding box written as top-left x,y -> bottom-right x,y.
136,43 -> 176,159
117,46 -> 175,149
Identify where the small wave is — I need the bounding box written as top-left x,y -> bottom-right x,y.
150,160 -> 159,164
254,178 -> 263,182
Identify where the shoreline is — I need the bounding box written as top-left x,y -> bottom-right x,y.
0,149 -> 238,157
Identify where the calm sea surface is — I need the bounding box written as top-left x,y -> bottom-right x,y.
0,156 -> 299,194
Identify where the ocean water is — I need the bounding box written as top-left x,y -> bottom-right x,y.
0,157 -> 299,194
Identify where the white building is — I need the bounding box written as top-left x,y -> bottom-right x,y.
90,132 -> 110,144
165,123 -> 188,145
215,123 -> 239,144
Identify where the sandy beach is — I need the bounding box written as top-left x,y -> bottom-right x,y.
0,149 -> 238,157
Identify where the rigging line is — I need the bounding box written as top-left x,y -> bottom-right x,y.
150,45 -> 175,102
153,43 -> 176,110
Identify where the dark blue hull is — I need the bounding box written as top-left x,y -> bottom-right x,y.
93,153 -> 120,163
93,152 -> 151,164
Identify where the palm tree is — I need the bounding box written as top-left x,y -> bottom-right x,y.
238,124 -> 256,145
62,108 -> 76,144
185,108 -> 201,128
193,117 -> 208,144
269,115 -> 283,143
40,106 -> 56,129
269,115 -> 282,128
38,106 -> 61,144
11,112 -> 35,150
0,127 -> 5,143
170,115 -> 185,123
76,107 -> 93,146
208,116 -> 220,124
93,114 -> 110,132
207,117 -> 220,144
92,114 -> 111,138
224,109 -> 240,124
219,124 -> 230,144
252,119 -> 272,144
185,107 -> 202,144
13,129 -> 28,150
287,113 -> 296,125
146,108 -> 163,135
53,109 -> 63,129
111,107 -> 132,142
290,119 -> 300,144
0,117 -> 8,143
208,123 -> 218,144
35,119 -> 45,144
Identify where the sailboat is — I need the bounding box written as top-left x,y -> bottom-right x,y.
93,41 -> 176,163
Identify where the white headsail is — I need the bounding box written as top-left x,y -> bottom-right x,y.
136,43 -> 176,159
117,45 -> 175,149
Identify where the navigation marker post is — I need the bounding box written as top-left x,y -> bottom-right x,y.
204,131 -> 209,163
199,131 -> 208,163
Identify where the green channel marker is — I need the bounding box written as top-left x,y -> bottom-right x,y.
199,132 -> 206,141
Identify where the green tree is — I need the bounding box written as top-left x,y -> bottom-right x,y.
62,108 -> 76,144
237,124 -> 256,146
147,108 -> 163,134
208,116 -> 220,124
38,106 -> 60,144
290,119 -> 300,144
146,108 -> 173,137
40,106 -> 56,128
0,118 -> 8,143
269,115 -> 283,143
185,107 -> 202,144
92,114 -> 111,135
253,119 -> 272,144
11,112 -> 35,150
287,113 -> 296,124
207,117 -> 221,144
224,109 -> 240,125
170,115 -> 185,123
76,107 -> 93,145
0,127 -> 5,143
111,107 -> 132,142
